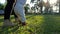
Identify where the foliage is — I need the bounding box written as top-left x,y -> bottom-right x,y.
24,4 -> 30,13
0,4 -> 4,10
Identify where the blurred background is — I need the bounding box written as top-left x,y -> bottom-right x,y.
0,0 -> 60,15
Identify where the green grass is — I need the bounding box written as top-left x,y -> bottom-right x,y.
0,14 -> 60,34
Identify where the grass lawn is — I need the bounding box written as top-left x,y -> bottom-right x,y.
0,14 -> 60,34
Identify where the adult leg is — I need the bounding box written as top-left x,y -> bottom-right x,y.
14,5 -> 26,26
12,9 -> 19,22
3,0 -> 15,26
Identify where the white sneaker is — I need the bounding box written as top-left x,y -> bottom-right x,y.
3,19 -> 15,27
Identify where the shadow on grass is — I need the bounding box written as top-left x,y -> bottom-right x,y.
0,18 -> 4,23
0,25 -> 19,34
0,16 -> 4,23
0,15 -> 20,34
39,15 -> 60,34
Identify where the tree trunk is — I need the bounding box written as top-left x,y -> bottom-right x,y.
40,6 -> 43,14
59,0 -> 60,14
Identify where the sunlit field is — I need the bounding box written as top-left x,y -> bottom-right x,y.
0,14 -> 60,34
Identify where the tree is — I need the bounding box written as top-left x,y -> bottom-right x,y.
24,4 -> 30,13
44,0 -> 50,14
0,4 -> 4,10
30,0 -> 51,14
59,0 -> 60,14
37,0 -> 43,14
0,0 -> 7,10
31,0 -> 35,3
39,1 -> 43,14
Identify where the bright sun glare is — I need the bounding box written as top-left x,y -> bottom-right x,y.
0,0 -> 57,4
0,0 -> 5,4
0,0 -> 58,12
43,0 -> 57,4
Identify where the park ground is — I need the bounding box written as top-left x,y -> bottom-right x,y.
0,14 -> 60,34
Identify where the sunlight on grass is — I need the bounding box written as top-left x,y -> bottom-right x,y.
25,15 -> 45,34
10,15 -> 45,34
0,15 -> 60,34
